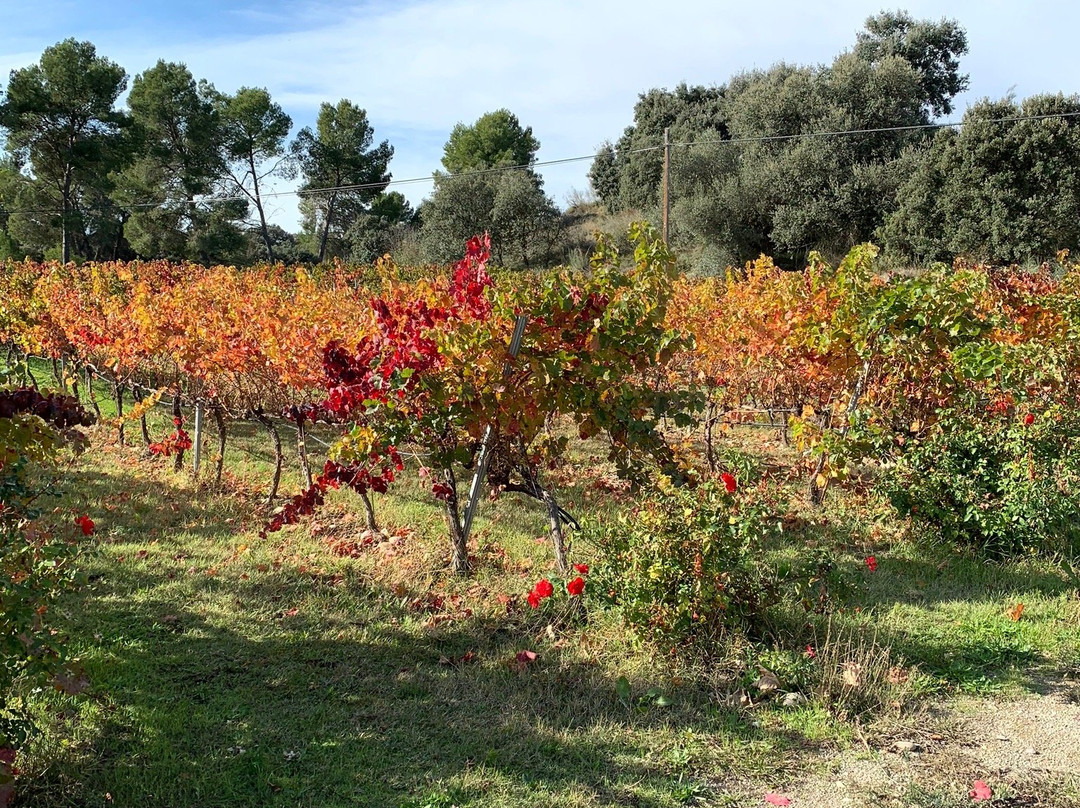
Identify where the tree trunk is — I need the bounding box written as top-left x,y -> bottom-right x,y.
317,193 -> 337,263
255,411 -> 283,507
61,171 -> 71,264
250,155 -> 275,263
213,403 -> 227,489
442,467 -> 469,576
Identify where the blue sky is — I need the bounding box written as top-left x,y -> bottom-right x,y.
1,0 -> 1077,229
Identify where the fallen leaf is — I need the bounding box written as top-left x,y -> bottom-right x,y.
970,780 -> 992,801
1007,602 -> 1025,621
841,662 -> 863,688
753,666 -> 781,693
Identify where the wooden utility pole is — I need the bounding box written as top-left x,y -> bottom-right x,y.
662,127 -> 671,246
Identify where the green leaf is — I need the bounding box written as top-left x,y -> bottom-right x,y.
616,675 -> 632,706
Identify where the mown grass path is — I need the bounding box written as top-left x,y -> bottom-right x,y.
12,391 -> 1080,807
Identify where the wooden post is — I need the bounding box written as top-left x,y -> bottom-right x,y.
662,126 -> 671,246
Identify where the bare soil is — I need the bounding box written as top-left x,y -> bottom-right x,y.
731,671 -> 1080,807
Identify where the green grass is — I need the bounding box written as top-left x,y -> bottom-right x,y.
20,443 -> 830,808
8,360 -> 1080,806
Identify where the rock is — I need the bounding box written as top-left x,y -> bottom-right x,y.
892,740 -> 923,753
782,692 -> 807,708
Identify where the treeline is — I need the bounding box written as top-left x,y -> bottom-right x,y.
0,41 -> 574,268
4,11 -> 1079,271
589,11 -> 1080,270
0,40 -> 411,266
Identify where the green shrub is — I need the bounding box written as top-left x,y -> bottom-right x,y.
1,387 -> 95,790
586,477 -> 786,656
884,407 -> 1080,556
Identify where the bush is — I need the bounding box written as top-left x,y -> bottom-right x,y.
0,387 -> 95,794
884,407 -> 1080,556
586,477 -> 782,656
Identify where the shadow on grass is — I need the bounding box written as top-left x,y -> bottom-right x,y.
775,517 -> 1080,694
21,563 -> 817,808
62,466 -> 257,544
24,465 -> 822,808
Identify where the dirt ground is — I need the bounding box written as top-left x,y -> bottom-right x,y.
735,671 -> 1080,807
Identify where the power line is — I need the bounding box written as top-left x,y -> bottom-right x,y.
8,109 -> 1080,217
668,109 -> 1080,149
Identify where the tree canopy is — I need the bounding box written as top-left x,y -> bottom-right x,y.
423,110 -> 558,268
292,100 -> 393,262
0,38 -> 133,262
441,109 -> 539,173
590,11 -> 972,268
218,87 -> 293,263
881,94 -> 1080,264
1,16 -> 1078,270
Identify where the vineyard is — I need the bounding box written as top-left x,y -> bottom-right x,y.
3,228 -> 1080,807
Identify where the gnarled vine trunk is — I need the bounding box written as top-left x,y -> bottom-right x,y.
296,417 -> 313,489
442,467 -> 469,576
172,393 -> 184,472
213,403 -> 227,489
255,411 -> 283,507
114,381 -> 125,446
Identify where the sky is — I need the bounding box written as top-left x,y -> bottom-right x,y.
1,0 -> 1077,230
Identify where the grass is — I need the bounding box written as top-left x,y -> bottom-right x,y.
21,445 -> 826,808
8,361 -> 1080,806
